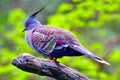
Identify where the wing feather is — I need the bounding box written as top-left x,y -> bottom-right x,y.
31,27 -> 57,57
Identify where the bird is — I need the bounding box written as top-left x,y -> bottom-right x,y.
22,5 -> 110,65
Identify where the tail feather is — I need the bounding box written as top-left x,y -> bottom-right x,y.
89,53 -> 110,65
75,46 -> 110,65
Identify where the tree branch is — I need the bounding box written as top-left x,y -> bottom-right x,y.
12,53 -> 90,80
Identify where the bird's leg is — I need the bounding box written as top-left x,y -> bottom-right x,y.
54,57 -> 58,63
53,57 -> 60,66
49,57 -> 59,63
49,57 -> 54,60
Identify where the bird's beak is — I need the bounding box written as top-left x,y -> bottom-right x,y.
22,28 -> 26,32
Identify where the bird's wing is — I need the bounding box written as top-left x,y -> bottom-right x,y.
31,27 -> 59,57
54,29 -> 110,65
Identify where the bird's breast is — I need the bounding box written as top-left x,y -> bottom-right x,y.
25,30 -> 35,50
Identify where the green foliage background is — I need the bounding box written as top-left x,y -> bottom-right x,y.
0,0 -> 120,80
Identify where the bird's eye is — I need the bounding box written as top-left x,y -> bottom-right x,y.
26,22 -> 31,26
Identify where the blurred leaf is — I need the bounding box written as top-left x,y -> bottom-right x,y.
109,48 -> 120,63
57,3 -> 72,13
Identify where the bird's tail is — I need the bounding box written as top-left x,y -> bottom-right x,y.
76,46 -> 110,65
87,53 -> 110,65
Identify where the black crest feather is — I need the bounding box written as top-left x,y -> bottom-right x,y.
30,1 -> 49,17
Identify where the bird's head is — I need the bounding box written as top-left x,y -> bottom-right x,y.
22,4 -> 47,32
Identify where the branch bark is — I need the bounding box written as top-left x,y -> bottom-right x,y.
12,53 -> 90,80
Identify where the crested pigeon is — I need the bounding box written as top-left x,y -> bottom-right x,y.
22,6 -> 110,65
